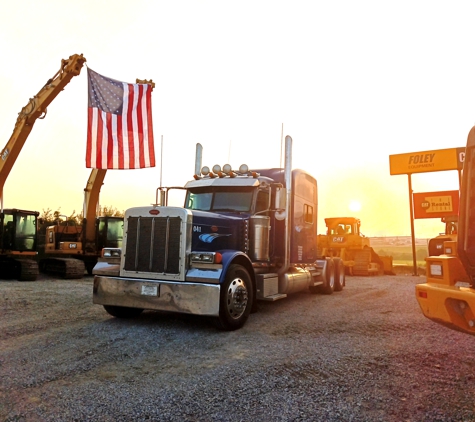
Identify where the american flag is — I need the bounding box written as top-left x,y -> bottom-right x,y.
86,68 -> 155,169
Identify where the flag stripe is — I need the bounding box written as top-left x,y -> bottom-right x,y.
86,68 -> 155,170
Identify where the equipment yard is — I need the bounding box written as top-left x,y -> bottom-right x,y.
1,273 -> 475,421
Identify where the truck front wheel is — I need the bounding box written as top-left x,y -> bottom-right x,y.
216,264 -> 253,331
103,305 -> 144,318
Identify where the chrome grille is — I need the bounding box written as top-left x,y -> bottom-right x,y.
124,216 -> 181,274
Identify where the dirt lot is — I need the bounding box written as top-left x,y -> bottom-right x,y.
1,272 -> 475,421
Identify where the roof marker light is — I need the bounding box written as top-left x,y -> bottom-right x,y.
223,164 -> 232,174
201,166 -> 210,176
212,164 -> 222,173
239,164 -> 249,174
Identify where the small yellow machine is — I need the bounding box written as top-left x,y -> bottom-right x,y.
317,217 -> 393,276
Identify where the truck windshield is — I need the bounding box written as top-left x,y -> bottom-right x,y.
186,188 -> 254,212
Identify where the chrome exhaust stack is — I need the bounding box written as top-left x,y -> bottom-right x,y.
195,143 -> 203,176
278,135 -> 292,279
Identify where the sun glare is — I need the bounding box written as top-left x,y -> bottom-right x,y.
349,200 -> 361,212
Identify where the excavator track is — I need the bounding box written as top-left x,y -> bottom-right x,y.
40,258 -> 85,279
0,258 -> 39,281
17,259 -> 39,281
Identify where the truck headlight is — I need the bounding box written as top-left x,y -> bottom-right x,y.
190,252 -> 222,264
101,248 -> 122,258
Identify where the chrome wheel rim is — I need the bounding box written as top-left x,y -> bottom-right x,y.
226,277 -> 248,320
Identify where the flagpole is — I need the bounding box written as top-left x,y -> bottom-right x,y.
280,123 -> 284,168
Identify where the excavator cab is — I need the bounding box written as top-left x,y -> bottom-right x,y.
96,216 -> 123,250
0,209 -> 38,253
0,209 -> 39,281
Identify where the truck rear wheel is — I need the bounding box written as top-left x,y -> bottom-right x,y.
310,257 -> 335,295
333,257 -> 345,291
103,305 -> 144,319
216,264 -> 253,331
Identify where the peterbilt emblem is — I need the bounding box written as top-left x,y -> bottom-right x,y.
199,233 -> 231,243
149,209 -> 160,215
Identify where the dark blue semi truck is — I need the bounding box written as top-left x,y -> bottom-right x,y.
93,136 -> 344,330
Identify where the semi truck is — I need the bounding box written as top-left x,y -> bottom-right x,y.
415,126 -> 475,335
93,136 -> 345,330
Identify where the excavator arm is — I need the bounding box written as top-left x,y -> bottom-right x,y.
0,54 -> 86,201
83,168 -> 107,252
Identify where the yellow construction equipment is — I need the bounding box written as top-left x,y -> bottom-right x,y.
40,169 -> 124,276
416,126 -> 475,335
317,217 -> 393,276
0,54 -> 86,280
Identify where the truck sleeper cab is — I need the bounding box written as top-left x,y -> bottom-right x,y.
93,137 -> 344,330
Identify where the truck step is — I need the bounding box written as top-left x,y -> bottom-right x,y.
258,293 -> 287,302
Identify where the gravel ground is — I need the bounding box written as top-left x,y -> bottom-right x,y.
1,272 -> 475,422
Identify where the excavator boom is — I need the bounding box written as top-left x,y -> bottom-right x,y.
83,168 -> 107,251
0,54 -> 86,199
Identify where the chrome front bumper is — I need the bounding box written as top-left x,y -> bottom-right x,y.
93,276 -> 220,316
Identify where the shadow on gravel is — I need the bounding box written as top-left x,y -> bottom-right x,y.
99,309 -> 219,333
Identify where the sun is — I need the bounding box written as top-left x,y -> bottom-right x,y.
349,200 -> 361,212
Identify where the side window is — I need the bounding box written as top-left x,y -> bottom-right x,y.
304,204 -> 313,224
255,189 -> 269,214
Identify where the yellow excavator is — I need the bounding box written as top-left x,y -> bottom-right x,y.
416,126 -> 475,335
0,54 -> 86,281
40,169 -> 124,276
317,217 -> 394,276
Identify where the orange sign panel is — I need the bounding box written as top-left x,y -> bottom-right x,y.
413,190 -> 459,219
389,147 -> 465,175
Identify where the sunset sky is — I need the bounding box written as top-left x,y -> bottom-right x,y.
1,1 -> 474,238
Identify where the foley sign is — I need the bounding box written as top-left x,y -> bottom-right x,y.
413,190 -> 459,219
389,147 -> 465,175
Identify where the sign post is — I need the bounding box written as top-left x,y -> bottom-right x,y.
389,147 -> 464,276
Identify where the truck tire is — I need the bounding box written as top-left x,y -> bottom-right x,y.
216,264 -> 253,331
310,258 -> 335,295
333,257 -> 345,292
103,305 -> 144,319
